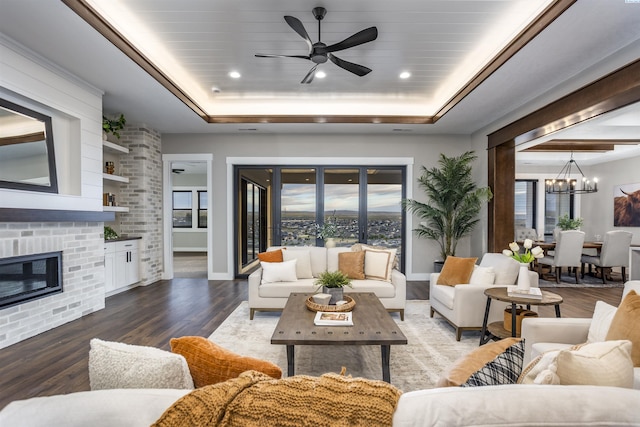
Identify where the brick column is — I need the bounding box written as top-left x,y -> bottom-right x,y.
117,126 -> 163,285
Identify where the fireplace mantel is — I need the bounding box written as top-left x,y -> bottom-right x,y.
0,208 -> 114,222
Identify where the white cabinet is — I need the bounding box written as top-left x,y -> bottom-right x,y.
103,139 -> 130,212
104,239 -> 140,295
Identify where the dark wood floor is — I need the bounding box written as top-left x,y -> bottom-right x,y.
0,279 -> 623,409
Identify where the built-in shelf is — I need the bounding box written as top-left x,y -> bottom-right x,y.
103,173 -> 129,183
0,208 -> 114,222
102,140 -> 129,154
103,206 -> 129,213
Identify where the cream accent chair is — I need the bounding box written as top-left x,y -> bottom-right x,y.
537,230 -> 585,284
581,230 -> 633,284
515,227 -> 537,241
521,280 -> 640,389
429,253 -> 540,341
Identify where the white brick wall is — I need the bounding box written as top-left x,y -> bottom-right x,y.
117,126 -> 163,285
0,222 -> 105,349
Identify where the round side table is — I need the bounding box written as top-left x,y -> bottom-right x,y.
479,287 -> 563,345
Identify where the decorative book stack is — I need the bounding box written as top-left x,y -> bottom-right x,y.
313,311 -> 353,326
507,286 -> 542,300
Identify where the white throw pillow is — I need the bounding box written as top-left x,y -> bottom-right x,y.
88,338 -> 194,390
469,266 -> 496,285
556,340 -> 634,388
363,248 -> 397,282
587,300 -> 617,343
260,259 -> 298,284
282,249 -> 313,279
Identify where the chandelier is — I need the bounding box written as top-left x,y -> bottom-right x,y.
545,153 -> 598,194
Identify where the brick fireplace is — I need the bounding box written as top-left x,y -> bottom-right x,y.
0,221 -> 105,349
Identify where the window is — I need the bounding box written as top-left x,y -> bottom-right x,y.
198,191 -> 207,228
240,178 -> 267,266
544,180 -> 575,236
172,191 -> 192,228
515,180 -> 537,229
172,190 -> 207,229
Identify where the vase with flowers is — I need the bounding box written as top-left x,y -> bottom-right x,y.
315,215 -> 340,248
503,239 -> 544,291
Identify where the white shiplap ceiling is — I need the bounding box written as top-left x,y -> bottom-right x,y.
0,0 -> 639,140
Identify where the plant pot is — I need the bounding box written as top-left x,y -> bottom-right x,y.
433,260 -> 444,273
322,286 -> 343,305
324,238 -> 336,248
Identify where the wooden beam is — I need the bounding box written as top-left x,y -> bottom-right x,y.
0,208 -> 114,222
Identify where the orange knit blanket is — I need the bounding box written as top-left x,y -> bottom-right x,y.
153,370 -> 402,427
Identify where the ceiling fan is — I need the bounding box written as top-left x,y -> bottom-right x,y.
255,7 -> 378,84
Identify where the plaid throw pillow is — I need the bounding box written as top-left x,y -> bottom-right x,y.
461,340 -> 525,387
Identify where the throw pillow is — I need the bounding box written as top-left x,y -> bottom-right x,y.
555,340 -> 634,388
170,336 -> 282,387
338,251 -> 365,279
88,338 -> 194,390
351,243 -> 399,270
436,338 -> 523,387
363,248 -> 397,282
257,249 -> 283,263
469,265 -> 496,285
460,339 -> 524,387
260,259 -> 297,284
587,300 -> 617,343
436,256 -> 478,286
605,290 -> 640,366
282,249 -> 313,279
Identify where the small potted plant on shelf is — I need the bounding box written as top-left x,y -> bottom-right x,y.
314,270 -> 352,304
102,113 -> 126,140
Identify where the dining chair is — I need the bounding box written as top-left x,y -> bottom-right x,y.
581,230 -> 633,284
537,230 -> 585,283
515,227 -> 537,241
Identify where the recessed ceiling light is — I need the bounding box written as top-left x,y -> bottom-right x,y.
315,70 -> 326,79
399,71 -> 411,79
229,71 -> 241,79
211,86 -> 221,93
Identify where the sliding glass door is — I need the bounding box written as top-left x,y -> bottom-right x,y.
235,165 -> 406,276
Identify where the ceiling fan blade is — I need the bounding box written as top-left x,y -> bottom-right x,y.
284,15 -> 313,52
325,27 -> 378,53
301,64 -> 318,84
255,54 -> 310,60
328,54 -> 371,77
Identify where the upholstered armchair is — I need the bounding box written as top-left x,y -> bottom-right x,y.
581,230 -> 633,283
537,230 -> 585,284
429,253 -> 540,341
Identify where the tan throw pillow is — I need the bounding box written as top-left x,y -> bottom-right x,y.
437,338 -> 523,387
605,290 -> 640,366
363,248 -> 397,282
338,251 -> 365,279
351,243 -> 399,270
436,256 -> 477,286
556,340 -> 634,388
170,336 -> 282,388
257,249 -> 283,263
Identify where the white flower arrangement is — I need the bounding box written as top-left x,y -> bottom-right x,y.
503,239 -> 544,264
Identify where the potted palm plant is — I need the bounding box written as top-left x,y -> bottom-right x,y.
314,270 -> 352,304
402,151 -> 493,271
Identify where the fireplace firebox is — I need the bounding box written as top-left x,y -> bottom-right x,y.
0,251 -> 63,309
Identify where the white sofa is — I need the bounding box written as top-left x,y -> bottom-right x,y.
2,384 -> 639,426
248,246 -> 406,320
430,253 -> 540,340
521,280 -> 640,389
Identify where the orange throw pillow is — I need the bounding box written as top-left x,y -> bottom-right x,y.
257,249 -> 283,263
436,256 -> 477,286
338,251 -> 365,279
606,290 -> 640,367
170,336 -> 282,387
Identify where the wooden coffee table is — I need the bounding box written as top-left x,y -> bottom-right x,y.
271,292 -> 407,382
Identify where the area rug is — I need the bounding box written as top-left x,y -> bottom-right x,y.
208,300 -> 478,392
